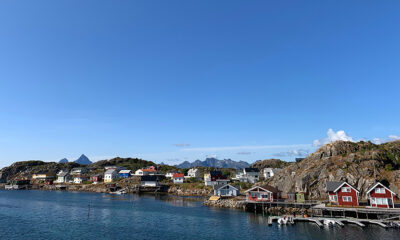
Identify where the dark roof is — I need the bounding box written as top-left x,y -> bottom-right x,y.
245,168 -> 259,173
141,175 -> 159,181
57,172 -> 69,177
260,184 -> 280,193
210,171 -> 222,176
326,181 -> 345,192
326,181 -> 360,193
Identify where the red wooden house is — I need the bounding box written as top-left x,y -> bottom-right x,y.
245,185 -> 281,202
366,182 -> 396,208
326,181 -> 359,206
90,174 -> 103,183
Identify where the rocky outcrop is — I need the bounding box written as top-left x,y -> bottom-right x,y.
203,198 -> 245,209
168,186 -> 212,196
250,159 -> 292,170
265,140 -> 400,200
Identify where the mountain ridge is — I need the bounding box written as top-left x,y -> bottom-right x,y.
176,157 -> 250,169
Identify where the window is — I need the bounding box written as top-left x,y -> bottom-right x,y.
376,198 -> 388,205
261,194 -> 269,199
375,188 -> 385,194
342,196 -> 352,202
329,195 -> 338,202
341,187 -> 351,192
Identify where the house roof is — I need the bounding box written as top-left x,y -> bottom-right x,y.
105,169 -> 117,174
215,184 -> 239,191
142,169 -> 156,172
57,172 -> 69,177
366,182 -> 396,195
210,171 -> 222,176
141,175 -> 159,181
244,184 -> 280,193
119,170 -> 132,174
326,181 -> 359,193
244,168 -> 259,173
173,173 -> 184,178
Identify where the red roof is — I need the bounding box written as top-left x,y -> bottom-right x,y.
142,169 -> 156,172
173,173 -> 184,178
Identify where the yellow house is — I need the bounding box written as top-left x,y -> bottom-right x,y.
32,172 -> 53,180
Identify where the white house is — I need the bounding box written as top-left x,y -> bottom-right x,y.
214,184 -> 239,197
263,168 -> 282,179
235,168 -> 259,183
187,168 -> 201,179
56,171 -> 70,183
73,175 -> 86,184
104,169 -> 118,183
70,167 -> 87,175
140,175 -> 159,187
173,173 -> 184,184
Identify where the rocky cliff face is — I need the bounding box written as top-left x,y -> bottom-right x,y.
0,161 -> 80,182
265,140 -> 400,200
250,158 -> 293,170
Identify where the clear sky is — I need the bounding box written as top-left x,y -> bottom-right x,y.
1,1 -> 400,167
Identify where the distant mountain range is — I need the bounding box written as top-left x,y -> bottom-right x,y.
175,157 -> 250,169
59,154 -> 92,165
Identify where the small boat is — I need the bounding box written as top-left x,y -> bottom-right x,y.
278,216 -> 288,225
115,189 -> 127,195
323,219 -> 336,226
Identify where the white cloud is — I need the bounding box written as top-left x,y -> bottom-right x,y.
173,143 -> 191,147
273,149 -> 310,157
313,129 -> 354,147
181,144 -> 311,152
237,151 -> 252,155
373,135 -> 400,144
389,135 -> 400,140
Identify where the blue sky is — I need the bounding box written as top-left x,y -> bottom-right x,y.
1,1 -> 400,167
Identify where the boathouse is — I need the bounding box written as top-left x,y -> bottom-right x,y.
366,182 -> 396,208
245,185 -> 280,202
214,184 -> 239,197
326,181 -> 359,206
140,175 -> 160,187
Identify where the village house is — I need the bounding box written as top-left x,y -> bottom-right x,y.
90,174 -> 102,183
119,170 -> 132,178
140,175 -> 160,187
70,167 -> 87,175
104,169 -> 118,183
326,181 -> 359,206
32,172 -> 54,180
56,170 -> 70,183
73,175 -> 87,184
366,182 -> 396,208
235,168 -> 259,183
245,185 -> 281,202
214,184 -> 239,197
263,168 -> 282,179
204,171 -> 229,186
187,168 -> 201,179
135,168 -> 157,176
166,170 -> 180,178
173,173 -> 184,184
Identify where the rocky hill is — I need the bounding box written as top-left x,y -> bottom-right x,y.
0,161 -> 81,182
90,157 -> 156,171
265,140 -> 400,200
250,159 -> 293,170
176,158 -> 250,169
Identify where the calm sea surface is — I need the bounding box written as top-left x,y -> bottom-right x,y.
0,190 -> 399,240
